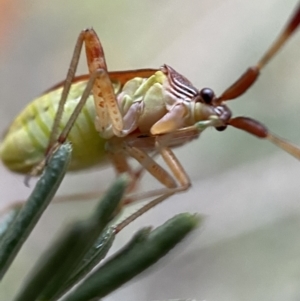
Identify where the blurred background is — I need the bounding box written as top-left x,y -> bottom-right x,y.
1,0 -> 300,300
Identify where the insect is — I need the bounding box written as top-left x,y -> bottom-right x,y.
1,3 -> 300,213
0,2 -> 298,299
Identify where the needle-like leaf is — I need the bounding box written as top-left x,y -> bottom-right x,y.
14,174 -> 129,301
62,213 -> 201,301
0,143 -> 72,279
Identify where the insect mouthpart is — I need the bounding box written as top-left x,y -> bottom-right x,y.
213,104 -> 232,132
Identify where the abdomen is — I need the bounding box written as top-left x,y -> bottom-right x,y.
0,81 -> 107,173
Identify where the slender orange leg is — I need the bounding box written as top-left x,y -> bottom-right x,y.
45,28 -> 148,154
112,132 -> 199,225
119,130 -> 205,205
100,133 -> 190,207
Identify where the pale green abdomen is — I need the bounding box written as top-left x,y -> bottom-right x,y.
0,81 -> 107,173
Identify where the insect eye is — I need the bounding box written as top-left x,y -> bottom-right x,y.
199,88 -> 215,104
215,125 -> 227,131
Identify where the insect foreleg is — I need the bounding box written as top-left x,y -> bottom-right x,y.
94,70 -> 144,138
127,118 -> 222,194
117,128 -> 215,205
124,145 -> 178,189
105,138 -> 145,194
115,192 -> 174,233
105,135 -> 190,208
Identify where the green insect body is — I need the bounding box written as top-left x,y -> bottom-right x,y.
0,71 -> 172,173
3,2 -> 300,177
1,81 -> 104,173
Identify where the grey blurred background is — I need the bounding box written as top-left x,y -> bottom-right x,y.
1,0 -> 300,300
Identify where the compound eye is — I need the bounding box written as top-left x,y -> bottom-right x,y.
199,88 -> 215,104
215,125 -> 227,131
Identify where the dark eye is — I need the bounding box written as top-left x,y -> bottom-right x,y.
215,125 -> 227,131
199,88 -> 214,104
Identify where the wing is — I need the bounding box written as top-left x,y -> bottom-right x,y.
42,68 -> 159,95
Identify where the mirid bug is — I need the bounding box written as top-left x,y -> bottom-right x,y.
1,3 -> 300,212
1,2 -> 298,299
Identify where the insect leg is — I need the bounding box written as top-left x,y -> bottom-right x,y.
46,28 -> 120,153
155,144 -> 190,189
115,192 -> 174,233
124,145 -> 178,189
106,137 -> 145,194
47,30 -> 88,152
115,137 -> 197,232
125,118 -> 223,197
119,138 -> 195,205
102,139 -> 182,206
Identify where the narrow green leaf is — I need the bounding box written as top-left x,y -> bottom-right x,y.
14,175 -> 129,301
0,143 -> 72,279
63,227 -> 151,292
59,227 -> 116,296
0,204 -> 22,243
13,223 -> 84,301
62,213 -> 200,301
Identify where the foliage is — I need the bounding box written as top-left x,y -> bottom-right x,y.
0,144 -> 201,301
